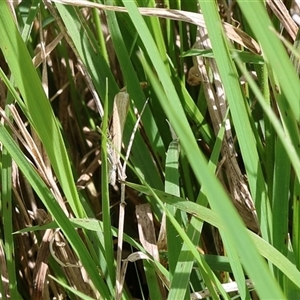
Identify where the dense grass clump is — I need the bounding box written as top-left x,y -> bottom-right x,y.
1,0 -> 300,299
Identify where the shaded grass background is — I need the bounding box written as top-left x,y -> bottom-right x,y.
0,0 -> 300,299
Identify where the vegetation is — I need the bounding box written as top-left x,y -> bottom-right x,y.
0,0 -> 300,299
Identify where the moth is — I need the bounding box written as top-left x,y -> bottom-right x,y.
107,91 -> 130,186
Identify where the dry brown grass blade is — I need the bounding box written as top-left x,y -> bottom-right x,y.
5,105 -> 70,216
48,230 -> 100,299
50,0 -> 261,54
77,149 -> 100,189
30,210 -> 95,299
32,33 -> 63,68
76,144 -> 102,215
266,0 -> 298,41
32,229 -> 53,300
157,213 -> 167,252
136,203 -> 166,299
190,26 -> 259,233
136,204 -> 159,261
114,98 -> 149,299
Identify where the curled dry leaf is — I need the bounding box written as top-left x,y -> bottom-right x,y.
124,251 -> 151,263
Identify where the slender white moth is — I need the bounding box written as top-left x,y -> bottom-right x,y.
108,91 -> 130,186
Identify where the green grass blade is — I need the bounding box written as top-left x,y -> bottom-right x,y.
0,1 -> 84,219
122,0 -> 285,297
54,3 -> 119,106
100,81 -> 115,291
272,138 -> 290,286
1,137 -> 19,299
126,182 -> 300,289
293,181 -> 300,268
168,117 -> 225,299
199,0 -> 270,237
0,125 -> 110,298
49,275 -> 95,300
165,137 -> 181,279
237,1 -> 300,122
142,55 -> 285,298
